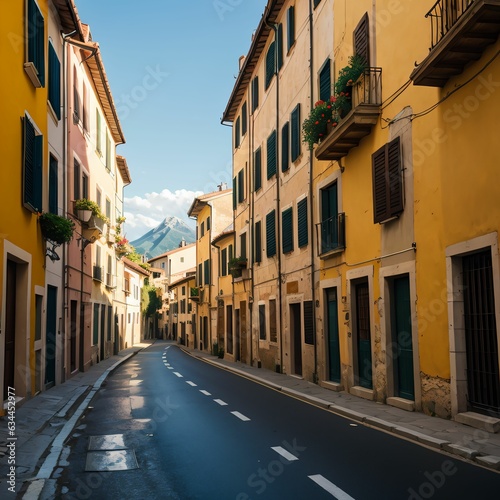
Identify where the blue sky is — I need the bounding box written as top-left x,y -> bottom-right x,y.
76,0 -> 266,240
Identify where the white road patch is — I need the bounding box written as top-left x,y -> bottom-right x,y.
200,390 -> 211,396
231,411 -> 250,422
173,372 -> 183,378
308,475 -> 355,499
214,399 -> 228,406
186,381 -> 197,387
271,446 -> 299,461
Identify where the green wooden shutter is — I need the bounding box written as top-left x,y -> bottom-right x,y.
48,43 -> 61,119
354,13 -> 370,65
319,60 -> 331,101
282,207 -> 293,253
291,104 -> 301,162
204,259 -> 210,285
277,24 -> 283,70
298,197 -> 308,247
242,102 -> 247,136
255,221 -> 262,263
267,130 -> 277,179
23,117 -> 43,211
49,155 -> 58,214
265,41 -> 275,89
232,176 -> 237,209
254,148 -> 262,191
235,117 -> 241,148
28,0 -> 45,86
252,77 -> 259,112
266,210 -> 276,257
221,248 -> 227,276
281,122 -> 289,172
304,301 -> 314,345
238,169 -> 244,203
287,6 -> 295,52
198,262 -> 203,286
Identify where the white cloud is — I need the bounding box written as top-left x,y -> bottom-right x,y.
122,188 -> 203,241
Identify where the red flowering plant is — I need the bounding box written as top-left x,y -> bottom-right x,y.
302,97 -> 340,149
115,236 -> 132,257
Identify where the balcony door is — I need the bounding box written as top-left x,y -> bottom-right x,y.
321,182 -> 338,254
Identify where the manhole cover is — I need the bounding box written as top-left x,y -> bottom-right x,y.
85,450 -> 138,471
88,434 -> 126,451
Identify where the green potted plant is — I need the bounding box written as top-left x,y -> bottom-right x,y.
74,198 -> 109,223
38,212 -> 75,245
333,54 -> 368,115
302,98 -> 339,149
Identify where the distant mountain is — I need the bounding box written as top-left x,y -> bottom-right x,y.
130,216 -> 195,259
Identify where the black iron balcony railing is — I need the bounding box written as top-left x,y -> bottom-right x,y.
316,68 -> 382,161
315,213 -> 346,257
427,0 -> 475,49
93,265 -> 104,282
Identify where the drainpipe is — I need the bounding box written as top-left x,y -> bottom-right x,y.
308,0 -> 318,383
249,92 -> 255,367
264,13 -> 283,373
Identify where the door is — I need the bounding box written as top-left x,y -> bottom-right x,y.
356,281 -> 372,389
100,304 -> 106,361
45,286 -> 57,388
326,288 -> 341,383
392,276 -> 414,400
70,301 -> 77,372
3,260 -> 16,398
463,250 -> 500,416
321,182 -> 338,253
226,305 -> 233,354
290,303 -> 302,376
241,301 -> 247,363
235,310 -> 240,361
217,301 -> 225,350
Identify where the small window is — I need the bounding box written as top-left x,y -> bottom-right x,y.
221,248 -> 227,276
74,159 -> 81,199
235,116 -> 241,148
251,77 -> 259,113
105,132 -> 111,171
282,207 -> 293,254
259,304 -> 266,340
298,198 -> 308,248
277,24 -> 283,70
254,221 -> 262,263
73,67 -> 80,121
265,41 -> 276,89
242,102 -> 248,136
281,122 -> 289,172
23,115 -> 43,212
254,147 -> 262,191
48,42 -> 61,119
204,259 -> 210,285
287,6 -> 295,52
267,130 -> 277,179
238,169 -> 244,203
105,198 -> 111,220
49,155 -> 58,214
291,104 -> 301,162
96,109 -> 102,154
319,60 -> 331,102
201,221 -> 205,237
266,210 -> 276,258
26,0 -> 45,87
269,299 -> 277,342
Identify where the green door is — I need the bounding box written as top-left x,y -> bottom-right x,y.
321,182 -> 338,253
356,282 -> 372,389
326,288 -> 341,382
45,286 -> 57,388
393,276 -> 414,400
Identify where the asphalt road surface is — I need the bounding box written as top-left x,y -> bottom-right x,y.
49,341 -> 500,499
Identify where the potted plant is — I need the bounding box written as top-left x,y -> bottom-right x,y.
229,256 -> 248,269
74,198 -> 109,223
333,54 -> 367,115
302,98 -> 339,149
38,212 -> 75,245
115,237 -> 132,257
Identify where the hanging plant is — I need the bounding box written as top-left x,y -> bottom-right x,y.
38,212 -> 75,245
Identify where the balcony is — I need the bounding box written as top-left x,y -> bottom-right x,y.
93,265 -> 104,282
411,0 -> 500,87
315,68 -> 382,161
189,287 -> 200,302
315,213 -> 346,258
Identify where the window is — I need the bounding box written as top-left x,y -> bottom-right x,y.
354,13 -> 370,65
304,301 -> 314,345
282,207 -> 293,254
319,60 -> 331,102
201,221 -> 205,237
82,172 -> 88,198
232,176 -> 237,210
320,182 -> 343,253
269,299 -> 277,342
259,304 -> 266,340
48,42 -> 60,119
240,232 -> 247,259
93,303 -> 99,345
313,0 -> 322,8
291,104 -> 301,162
235,116 -> 241,148
266,210 -> 276,257
26,0 -> 45,87
73,67 -> 80,121
298,198 -> 308,248
74,159 -> 80,199
49,155 -> 58,214
204,259 -> 210,285
254,221 -> 262,263
105,198 -> 111,220
287,6 -> 295,52
277,24 -> 284,70
96,188 -> 102,210
372,137 -> 403,224
267,130 -> 277,179
254,147 -> 262,191
180,256 -> 184,263
105,132 -> 111,171
265,41 -> 275,89
238,168 -> 244,203
251,76 -> 259,113
23,114 -> 43,212
206,217 -> 211,231
242,102 -> 247,136
96,109 -> 102,154
83,84 -> 89,131
198,262 -> 203,286
221,248 -> 227,276
281,122 -> 289,172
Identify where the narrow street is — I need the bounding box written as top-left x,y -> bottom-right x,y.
47,342 -> 499,499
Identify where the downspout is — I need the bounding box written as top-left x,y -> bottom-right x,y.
249,92 -> 255,367
308,0 -> 318,383
264,14 -> 283,373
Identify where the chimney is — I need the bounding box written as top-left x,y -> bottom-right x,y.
218,182 -> 227,191
238,55 -> 246,71
179,238 -> 186,248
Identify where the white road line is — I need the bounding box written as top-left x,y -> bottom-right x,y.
173,372 -> 183,378
167,367 -> 174,370
186,381 -> 197,387
213,399 -> 228,406
271,446 -> 299,462
200,390 -> 211,396
231,411 -> 250,421
308,475 -> 355,500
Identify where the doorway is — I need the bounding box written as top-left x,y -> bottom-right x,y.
290,303 -> 302,376
326,288 -> 341,383
45,285 -> 57,389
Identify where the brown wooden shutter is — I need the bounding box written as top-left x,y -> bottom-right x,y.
372,137 -> 403,223
354,13 -> 370,65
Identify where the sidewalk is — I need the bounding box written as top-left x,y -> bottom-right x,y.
0,340 -> 155,498
181,345 -> 500,473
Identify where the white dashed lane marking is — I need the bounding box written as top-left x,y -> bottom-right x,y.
231,411 -> 250,422
200,390 -> 211,396
214,399 -> 228,406
308,475 -> 355,499
186,381 -> 197,387
271,446 -> 299,462
173,372 -> 183,378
